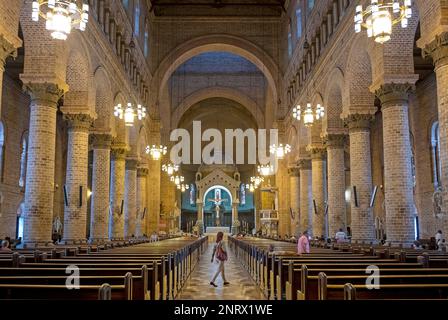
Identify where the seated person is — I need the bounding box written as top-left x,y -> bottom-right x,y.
0,240 -> 12,253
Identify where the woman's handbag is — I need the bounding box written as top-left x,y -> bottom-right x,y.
216,242 -> 228,261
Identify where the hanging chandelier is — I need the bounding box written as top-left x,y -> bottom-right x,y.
250,176 -> 264,188
269,144 -> 291,160
178,184 -> 190,192
162,163 -> 179,176
32,0 -> 89,41
258,165 -> 274,176
171,175 -> 184,186
246,183 -> 256,193
114,103 -> 146,127
293,103 -> 325,128
146,145 -> 167,161
354,0 -> 412,44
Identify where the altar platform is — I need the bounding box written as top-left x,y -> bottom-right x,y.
204,226 -> 231,242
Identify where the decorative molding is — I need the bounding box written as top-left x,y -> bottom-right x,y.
424,32 -> 448,69
287,167 -> 300,177
22,82 -> 66,106
90,133 -> 112,149
297,159 -> 312,170
137,167 -> 149,177
110,143 -> 128,161
324,134 -> 347,149
307,145 -> 327,160
375,83 -> 415,107
0,34 -> 17,67
343,113 -> 374,132
64,114 -> 94,132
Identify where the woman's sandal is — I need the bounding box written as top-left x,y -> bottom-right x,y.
210,282 -> 218,287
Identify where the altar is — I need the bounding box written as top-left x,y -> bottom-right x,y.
204,226 -> 231,242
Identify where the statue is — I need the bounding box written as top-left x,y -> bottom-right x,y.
53,216 -> 62,234
207,189 -> 228,227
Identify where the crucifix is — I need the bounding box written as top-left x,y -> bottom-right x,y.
207,189 -> 228,227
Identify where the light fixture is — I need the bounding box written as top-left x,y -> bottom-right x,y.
258,165 -> 274,176
269,144 -> 291,160
178,184 -> 190,192
246,184 -> 256,193
293,103 -> 325,128
250,176 -> 264,188
114,103 -> 146,127
354,0 -> 412,44
171,175 -> 184,186
146,145 -> 167,161
162,163 -> 179,176
32,0 -> 89,41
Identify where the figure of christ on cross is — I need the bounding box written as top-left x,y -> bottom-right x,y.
207,189 -> 228,227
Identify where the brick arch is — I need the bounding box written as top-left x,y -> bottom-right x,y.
323,68 -> 345,135
152,34 -> 281,119
171,86 -> 265,129
343,36 -> 376,117
93,66 -> 114,134
414,0 -> 446,48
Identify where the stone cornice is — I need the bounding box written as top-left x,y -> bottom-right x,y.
64,114 -> 94,132
22,82 -> 66,106
343,113 -> 374,132
297,158 -> 312,170
423,32 -> 448,69
375,83 -> 415,107
90,133 -> 113,149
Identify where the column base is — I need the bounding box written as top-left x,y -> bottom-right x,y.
61,239 -> 88,245
88,238 -> 110,245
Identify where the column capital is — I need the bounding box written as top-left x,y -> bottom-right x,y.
64,114 -> 94,132
297,159 -> 312,170
307,145 -> 327,160
90,133 -> 112,149
324,134 -> 347,149
375,83 -> 415,106
111,143 -> 128,161
288,167 -> 300,177
343,113 -> 374,132
0,34 -> 17,67
125,159 -> 138,170
423,32 -> 448,69
137,167 -> 149,177
22,82 -> 66,106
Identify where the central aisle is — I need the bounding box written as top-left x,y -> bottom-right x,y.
176,240 -> 266,300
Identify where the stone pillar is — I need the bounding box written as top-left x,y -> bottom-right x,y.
89,134 -> 112,243
62,114 -> 93,244
298,159 -> 313,235
22,83 -> 65,246
196,201 -> 204,234
424,33 -> 448,234
0,35 -> 17,117
345,114 -> 375,242
136,166 -> 148,238
325,134 -> 347,237
232,202 -> 239,234
124,159 -> 138,238
288,167 -> 300,236
309,146 -> 327,238
376,84 -> 416,246
110,145 -> 127,239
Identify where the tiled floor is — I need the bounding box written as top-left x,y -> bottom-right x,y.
176,242 -> 267,300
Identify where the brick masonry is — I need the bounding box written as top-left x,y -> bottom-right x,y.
109,145 -> 126,239
124,158 -> 137,238
298,159 -> 313,236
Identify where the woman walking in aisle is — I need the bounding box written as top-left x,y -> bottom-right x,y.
210,231 -> 230,287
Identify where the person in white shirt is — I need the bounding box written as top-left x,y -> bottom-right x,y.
335,229 -> 346,243
435,230 -> 443,249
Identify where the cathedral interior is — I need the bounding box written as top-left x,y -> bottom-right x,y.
0,0 -> 448,302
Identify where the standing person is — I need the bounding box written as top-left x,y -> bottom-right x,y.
436,230 -> 443,249
297,231 -> 310,255
210,231 -> 229,287
335,228 -> 346,243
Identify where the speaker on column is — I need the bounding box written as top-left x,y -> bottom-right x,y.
79,186 -> 83,207
63,185 -> 68,207
313,199 -> 318,215
142,208 -> 147,220
370,186 -> 378,208
120,200 -> 124,215
353,186 -> 359,207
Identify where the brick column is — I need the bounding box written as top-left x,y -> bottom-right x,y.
376,84 -> 416,246
22,83 -> 65,247
325,134 -> 347,237
231,202 -> 239,235
110,145 -> 127,239
124,159 -> 138,238
345,114 -> 375,242
62,114 -> 93,244
298,159 -> 313,235
309,146 -> 327,238
288,167 -> 300,236
89,134 -> 112,243
0,35 -> 17,117
136,166 -> 148,237
424,33 -> 448,234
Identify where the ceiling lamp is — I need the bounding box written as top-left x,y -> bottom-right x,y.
250,176 -> 264,188
354,0 -> 412,44
258,165 -> 274,177
171,175 -> 184,186
162,163 -> 179,176
114,103 -> 146,127
146,145 -> 167,161
178,184 -> 190,192
32,0 -> 89,41
246,183 -> 256,193
270,144 -> 291,160
293,103 -> 325,128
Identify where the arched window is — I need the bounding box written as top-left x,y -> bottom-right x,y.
431,121 -> 441,189
134,0 -> 141,36
287,23 -> 293,58
144,20 -> 149,57
19,133 -> 28,188
296,6 -> 302,39
0,122 -> 4,182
